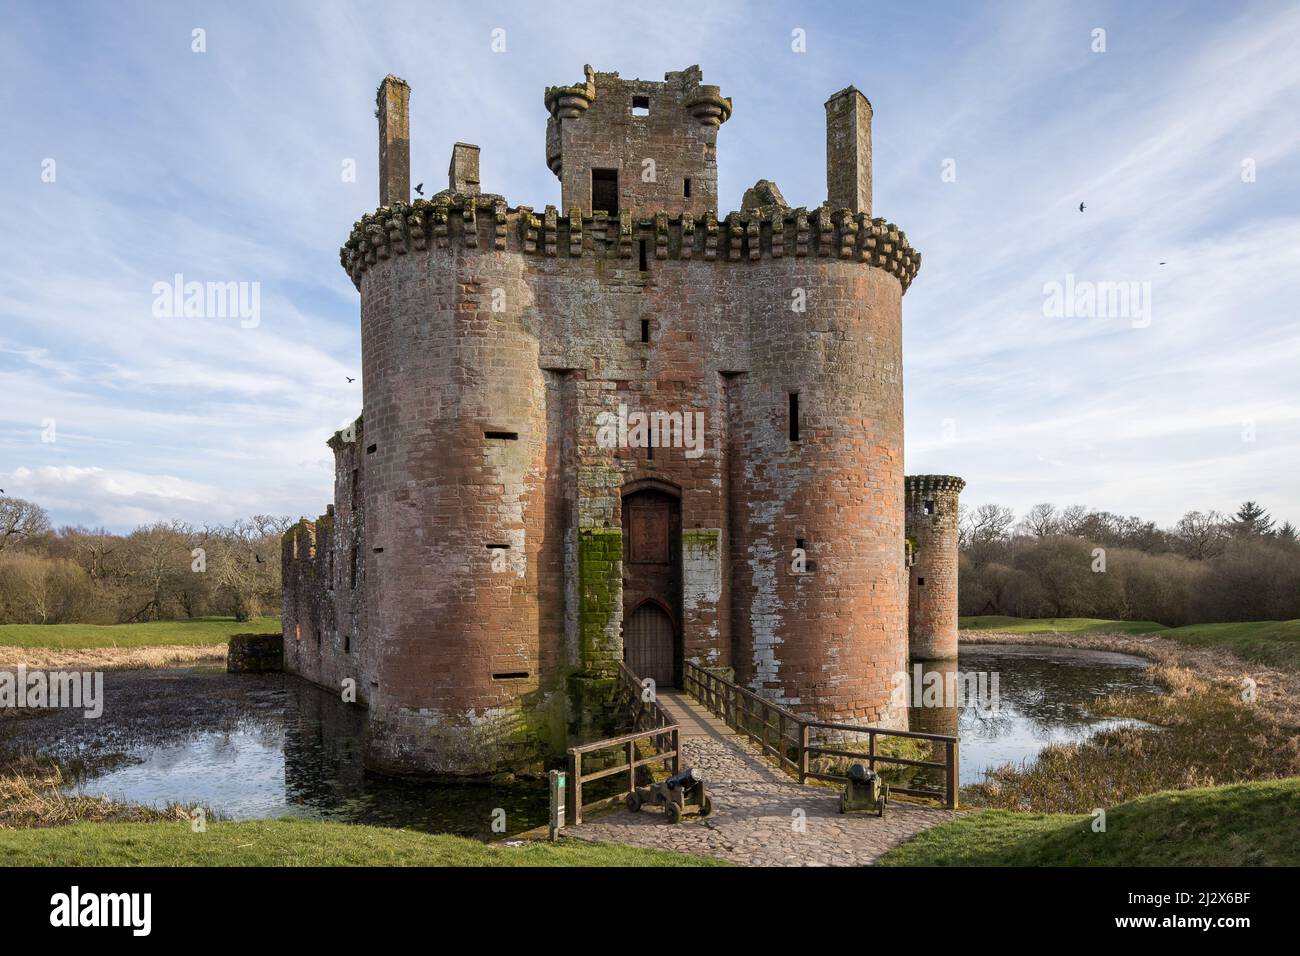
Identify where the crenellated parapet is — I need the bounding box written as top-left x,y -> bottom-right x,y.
904,475 -> 967,505
339,196 -> 921,292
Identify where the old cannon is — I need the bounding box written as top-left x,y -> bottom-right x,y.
626,767 -> 713,824
839,763 -> 888,816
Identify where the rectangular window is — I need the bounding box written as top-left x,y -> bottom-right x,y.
492,671 -> 530,680
484,430 -> 518,441
789,392 -> 800,442
631,95 -> 650,116
918,577 -> 926,586
591,168 -> 619,217
641,319 -> 650,343
350,547 -> 358,590
344,632 -> 351,654
638,238 -> 648,271
925,499 -> 935,515
683,177 -> 692,198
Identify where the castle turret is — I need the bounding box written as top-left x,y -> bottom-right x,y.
905,475 -> 965,660
544,65 -> 730,218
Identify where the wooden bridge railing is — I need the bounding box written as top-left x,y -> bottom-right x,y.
566,662 -> 680,825
683,660 -> 959,809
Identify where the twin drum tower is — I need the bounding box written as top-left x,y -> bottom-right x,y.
281,65 -> 965,776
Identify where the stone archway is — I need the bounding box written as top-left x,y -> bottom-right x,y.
621,484 -> 682,687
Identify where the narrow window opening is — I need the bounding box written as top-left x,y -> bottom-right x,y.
366,444 -> 377,455
484,430 -> 519,441
294,623 -> 301,642
638,239 -> 648,271
683,177 -> 692,198
373,547 -> 384,553
591,168 -> 619,217
492,671 -> 530,680
631,95 -> 650,116
641,319 -> 650,343
487,543 -> 510,551
350,547 -> 358,590
315,628 -> 321,648
646,441 -> 654,461
918,577 -> 926,586
350,468 -> 358,510
924,499 -> 935,515
789,392 -> 800,442
344,632 -> 351,654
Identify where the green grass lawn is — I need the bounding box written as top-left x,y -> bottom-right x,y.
959,615 -> 1167,635
879,777 -> 1300,866
0,616 -> 281,649
1161,620 -> 1300,671
0,819 -> 725,867
960,615 -> 1300,670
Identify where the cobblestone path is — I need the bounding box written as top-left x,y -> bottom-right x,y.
567,691 -> 957,866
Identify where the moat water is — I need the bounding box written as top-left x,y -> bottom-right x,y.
23,643 -> 1155,831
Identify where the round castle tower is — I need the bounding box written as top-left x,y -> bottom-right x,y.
290,67 -> 924,777
905,475 -> 965,660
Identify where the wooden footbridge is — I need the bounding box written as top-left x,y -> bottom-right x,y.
566,660 -> 959,827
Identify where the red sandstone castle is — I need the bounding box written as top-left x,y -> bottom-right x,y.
282,65 -> 964,777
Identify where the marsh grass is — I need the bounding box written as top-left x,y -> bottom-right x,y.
965,664 -> 1300,813
0,754 -> 193,830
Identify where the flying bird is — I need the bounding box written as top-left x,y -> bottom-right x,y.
346,376 -> 356,383
1159,261 -> 1167,266
1078,202 -> 1086,212
414,182 -> 424,196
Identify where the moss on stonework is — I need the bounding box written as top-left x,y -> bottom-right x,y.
682,528 -> 720,553
577,527 -> 622,675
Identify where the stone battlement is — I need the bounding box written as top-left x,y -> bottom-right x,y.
905,475 -> 967,503
339,197 -> 921,291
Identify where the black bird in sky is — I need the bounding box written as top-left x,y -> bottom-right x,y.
346,376 -> 355,383
1079,202 -> 1086,212
414,182 -> 424,196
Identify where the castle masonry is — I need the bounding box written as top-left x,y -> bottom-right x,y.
284,65 -> 953,778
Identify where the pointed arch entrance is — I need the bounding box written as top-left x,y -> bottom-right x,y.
621,482 -> 682,687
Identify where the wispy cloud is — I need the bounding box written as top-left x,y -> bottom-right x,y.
2,0 -> 1297,531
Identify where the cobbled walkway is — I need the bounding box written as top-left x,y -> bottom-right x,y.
567,690 -> 957,866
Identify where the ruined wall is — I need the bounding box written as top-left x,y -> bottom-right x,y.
546,66 -> 730,218
905,474 -> 965,660
281,417 -> 369,703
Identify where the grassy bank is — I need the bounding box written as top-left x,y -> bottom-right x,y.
879,777 -> 1300,866
961,615 -> 1300,671
0,616 -> 280,650
0,819 -> 725,867
960,616 -> 1166,636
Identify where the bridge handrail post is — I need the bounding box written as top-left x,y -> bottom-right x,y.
946,738 -> 959,809
799,721 -> 810,783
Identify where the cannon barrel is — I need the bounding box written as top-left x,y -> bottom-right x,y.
666,768 -> 703,791
849,763 -> 870,782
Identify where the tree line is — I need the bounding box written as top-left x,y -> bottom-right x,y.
959,500 -> 1300,625
0,496 -> 288,625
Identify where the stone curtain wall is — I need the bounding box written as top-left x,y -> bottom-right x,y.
905,475 -> 966,660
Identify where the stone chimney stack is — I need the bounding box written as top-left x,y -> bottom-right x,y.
376,75 -> 410,207
448,143 -> 481,195
825,86 -> 872,215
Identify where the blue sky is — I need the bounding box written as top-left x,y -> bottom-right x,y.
2,0 -> 1298,532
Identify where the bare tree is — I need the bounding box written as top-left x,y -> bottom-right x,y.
1018,502 -> 1059,538
0,497 -> 51,554
1173,510 -> 1229,560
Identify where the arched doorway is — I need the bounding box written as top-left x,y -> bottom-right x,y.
624,601 -> 675,688
621,485 -> 681,687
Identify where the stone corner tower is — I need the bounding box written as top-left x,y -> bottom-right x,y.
905,475 -> 965,660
